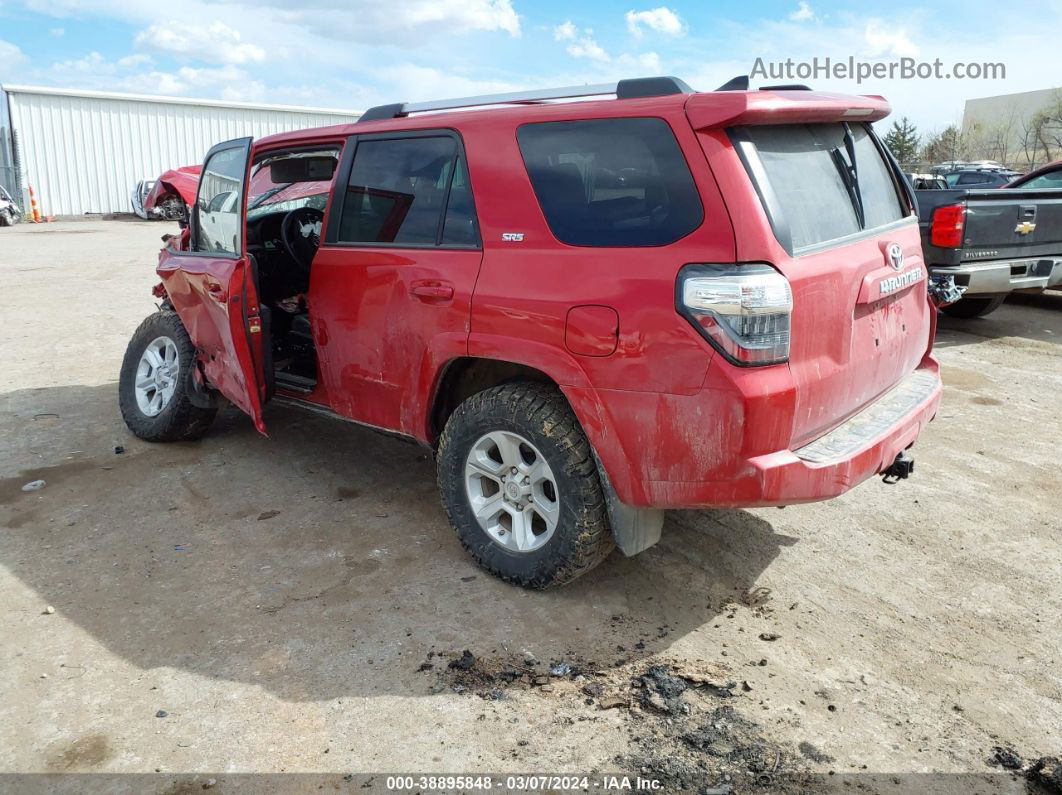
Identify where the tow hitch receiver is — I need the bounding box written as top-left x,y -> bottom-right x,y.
882,450 -> 915,484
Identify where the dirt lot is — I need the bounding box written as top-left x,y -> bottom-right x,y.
1,220 -> 1059,792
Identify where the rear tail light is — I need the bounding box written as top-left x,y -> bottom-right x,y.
930,204 -> 966,248
678,263 -> 792,366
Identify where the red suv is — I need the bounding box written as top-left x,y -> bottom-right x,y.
119,76 -> 941,588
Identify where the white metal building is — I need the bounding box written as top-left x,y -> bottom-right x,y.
0,85 -> 361,217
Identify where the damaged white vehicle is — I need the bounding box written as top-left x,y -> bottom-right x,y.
0,184 -> 22,226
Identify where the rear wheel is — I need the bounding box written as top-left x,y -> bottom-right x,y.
436,382 -> 614,588
0,209 -> 12,227
119,311 -> 217,442
940,294 -> 1006,319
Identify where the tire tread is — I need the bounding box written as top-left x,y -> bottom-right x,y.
437,381 -> 613,588
118,310 -> 217,442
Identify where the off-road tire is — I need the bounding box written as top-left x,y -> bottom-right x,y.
437,382 -> 615,588
119,310 -> 217,442
940,294 -> 1006,319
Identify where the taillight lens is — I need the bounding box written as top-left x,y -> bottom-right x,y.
679,264 -> 793,366
930,204 -> 966,247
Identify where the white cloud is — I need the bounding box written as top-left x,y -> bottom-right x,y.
0,38 -> 25,61
788,2 -> 816,22
377,63 -> 523,103
117,53 -> 151,68
626,7 -> 685,38
37,49 -> 263,102
567,34 -> 610,62
553,20 -> 577,41
618,51 -> 662,72
270,0 -> 520,42
864,19 -> 919,58
135,21 -> 266,65
0,39 -> 27,82
387,0 -> 519,37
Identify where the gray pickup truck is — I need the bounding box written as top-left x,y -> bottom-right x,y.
915,187 -> 1062,317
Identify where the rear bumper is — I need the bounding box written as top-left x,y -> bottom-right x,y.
930,257 -> 1062,295
641,366 -> 942,509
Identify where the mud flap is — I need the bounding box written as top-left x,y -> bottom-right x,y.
591,449 -> 665,557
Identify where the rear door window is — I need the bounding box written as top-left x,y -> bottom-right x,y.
337,135 -> 478,248
735,122 -> 909,253
517,118 -> 703,246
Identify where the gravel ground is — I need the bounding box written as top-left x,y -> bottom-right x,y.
0,220 -> 1059,793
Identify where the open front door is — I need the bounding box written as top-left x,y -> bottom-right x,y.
157,137 -> 269,434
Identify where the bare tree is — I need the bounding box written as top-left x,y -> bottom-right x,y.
921,125 -> 968,166
1014,91 -> 1062,170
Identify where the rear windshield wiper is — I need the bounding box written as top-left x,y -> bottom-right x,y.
830,124 -> 865,228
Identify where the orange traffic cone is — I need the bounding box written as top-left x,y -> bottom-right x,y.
28,185 -> 42,223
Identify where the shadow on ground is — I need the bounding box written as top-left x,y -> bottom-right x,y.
1,383 -> 797,702
934,290 -> 1062,349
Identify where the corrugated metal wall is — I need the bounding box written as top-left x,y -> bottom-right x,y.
3,87 -> 360,216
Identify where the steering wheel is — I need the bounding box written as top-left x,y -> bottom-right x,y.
281,207 -> 324,272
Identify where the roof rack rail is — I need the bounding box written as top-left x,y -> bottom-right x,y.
358,76 -> 693,122
716,75 -> 750,91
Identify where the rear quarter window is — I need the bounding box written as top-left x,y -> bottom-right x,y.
517,118 -> 703,247
734,122 -> 909,253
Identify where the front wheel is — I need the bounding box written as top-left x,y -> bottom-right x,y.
940,294 -> 1007,319
118,311 -> 217,442
436,382 -> 615,588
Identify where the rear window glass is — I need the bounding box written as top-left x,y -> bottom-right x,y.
737,123 -> 908,252
339,136 -> 471,246
517,118 -> 702,246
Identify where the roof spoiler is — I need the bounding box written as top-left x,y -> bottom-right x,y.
687,90 -> 891,128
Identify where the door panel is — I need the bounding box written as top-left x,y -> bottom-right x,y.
311,130 -> 483,438
156,137 -> 268,433
311,247 -> 482,434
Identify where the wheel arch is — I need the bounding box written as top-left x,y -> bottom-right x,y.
426,353 -> 652,517
428,357 -> 554,442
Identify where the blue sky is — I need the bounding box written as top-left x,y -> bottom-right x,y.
1,0 -> 1059,133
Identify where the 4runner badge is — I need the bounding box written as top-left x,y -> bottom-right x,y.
880,267 -> 924,297
501,232 -> 524,242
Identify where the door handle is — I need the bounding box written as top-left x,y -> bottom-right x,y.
410,281 -> 454,301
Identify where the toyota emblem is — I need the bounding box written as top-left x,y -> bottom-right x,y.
886,243 -> 904,271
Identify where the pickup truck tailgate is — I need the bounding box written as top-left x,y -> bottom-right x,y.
917,188 -> 1062,266
964,189 -> 1062,259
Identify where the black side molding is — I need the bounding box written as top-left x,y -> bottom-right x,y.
358,103 -> 407,122
716,75 -> 750,91
616,76 -> 693,99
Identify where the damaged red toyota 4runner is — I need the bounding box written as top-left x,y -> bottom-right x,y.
119,76 -> 942,588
